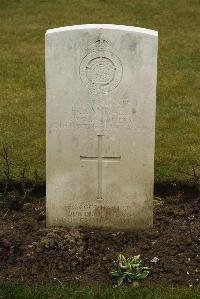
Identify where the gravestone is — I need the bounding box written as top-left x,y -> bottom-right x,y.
46,24 -> 158,229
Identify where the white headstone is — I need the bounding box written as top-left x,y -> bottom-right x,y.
46,24 -> 158,229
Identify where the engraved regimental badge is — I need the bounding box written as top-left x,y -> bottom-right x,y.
79,39 -> 123,95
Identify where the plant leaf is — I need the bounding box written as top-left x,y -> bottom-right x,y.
137,271 -> 149,280
127,272 -> 138,280
133,255 -> 141,263
111,271 -> 121,278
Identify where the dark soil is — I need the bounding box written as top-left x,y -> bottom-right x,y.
0,196 -> 199,287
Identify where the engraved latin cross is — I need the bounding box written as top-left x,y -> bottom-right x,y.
80,135 -> 121,200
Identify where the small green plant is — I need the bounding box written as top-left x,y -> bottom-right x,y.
111,254 -> 150,287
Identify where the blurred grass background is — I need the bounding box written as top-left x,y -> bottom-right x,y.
0,284 -> 200,299
0,0 -> 199,183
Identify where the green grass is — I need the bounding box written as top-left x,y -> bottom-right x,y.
0,284 -> 200,299
0,0 -> 199,182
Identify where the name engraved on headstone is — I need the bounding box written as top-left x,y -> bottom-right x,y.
71,101 -> 134,129
50,101 -> 136,131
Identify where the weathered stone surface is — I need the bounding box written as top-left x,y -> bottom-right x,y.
46,24 -> 158,229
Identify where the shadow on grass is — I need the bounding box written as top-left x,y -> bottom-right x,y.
0,179 -> 199,200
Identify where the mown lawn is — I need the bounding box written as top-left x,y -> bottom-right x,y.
0,0 -> 199,182
0,284 -> 200,299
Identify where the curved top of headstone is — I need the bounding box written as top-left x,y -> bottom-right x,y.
46,24 -> 158,37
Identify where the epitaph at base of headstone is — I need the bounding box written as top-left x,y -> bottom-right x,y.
46,24 -> 158,230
